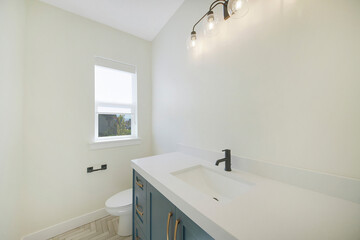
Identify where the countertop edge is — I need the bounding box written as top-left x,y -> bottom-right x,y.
131,160 -> 237,240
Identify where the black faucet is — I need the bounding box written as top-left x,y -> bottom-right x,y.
215,149 -> 231,171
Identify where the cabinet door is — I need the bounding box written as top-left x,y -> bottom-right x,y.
174,209 -> 214,240
147,184 -> 176,240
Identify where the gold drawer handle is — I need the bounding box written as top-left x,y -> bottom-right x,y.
136,205 -> 144,216
174,219 -> 181,240
167,212 -> 173,240
136,179 -> 144,189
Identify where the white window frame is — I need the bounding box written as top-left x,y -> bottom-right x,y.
92,57 -> 140,148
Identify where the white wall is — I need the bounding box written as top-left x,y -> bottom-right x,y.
0,0 -> 26,239
152,0 -> 360,179
23,0 -> 152,235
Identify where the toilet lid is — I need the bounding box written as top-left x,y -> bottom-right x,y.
106,188 -> 132,208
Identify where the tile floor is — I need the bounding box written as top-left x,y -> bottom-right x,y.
49,215 -> 132,240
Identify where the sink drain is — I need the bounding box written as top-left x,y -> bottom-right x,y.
213,197 -> 219,202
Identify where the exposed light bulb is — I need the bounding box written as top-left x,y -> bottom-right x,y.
208,22 -> 214,30
187,31 -> 197,49
191,39 -> 196,47
227,0 -> 249,18
207,11 -> 215,29
191,32 -> 197,47
207,12 -> 214,22
203,11 -> 219,37
191,36 -> 196,47
186,0 -> 251,51
236,0 -> 243,10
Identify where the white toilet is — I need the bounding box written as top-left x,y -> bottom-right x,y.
105,188 -> 132,236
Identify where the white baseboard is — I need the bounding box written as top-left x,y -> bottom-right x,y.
21,208 -> 109,240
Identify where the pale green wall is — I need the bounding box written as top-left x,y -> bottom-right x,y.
152,0 -> 360,178
22,0 -> 152,235
0,0 -> 26,239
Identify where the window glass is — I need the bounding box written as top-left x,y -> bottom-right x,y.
95,65 -> 132,104
98,114 -> 132,137
94,59 -> 137,141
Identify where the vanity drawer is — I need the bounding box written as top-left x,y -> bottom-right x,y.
134,219 -> 146,240
134,191 -> 146,224
133,170 -> 147,232
134,171 -> 147,194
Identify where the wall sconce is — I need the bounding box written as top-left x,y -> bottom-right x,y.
188,0 -> 249,49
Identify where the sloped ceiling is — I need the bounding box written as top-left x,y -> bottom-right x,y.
38,0 -> 185,41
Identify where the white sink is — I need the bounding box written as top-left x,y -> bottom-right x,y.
171,165 -> 253,204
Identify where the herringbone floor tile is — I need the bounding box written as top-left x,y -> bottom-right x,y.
49,216 -> 131,240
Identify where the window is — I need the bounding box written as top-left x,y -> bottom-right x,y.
94,58 -> 137,143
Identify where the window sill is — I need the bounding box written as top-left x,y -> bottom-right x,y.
89,138 -> 142,150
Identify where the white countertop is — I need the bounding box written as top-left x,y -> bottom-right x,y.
131,152 -> 360,240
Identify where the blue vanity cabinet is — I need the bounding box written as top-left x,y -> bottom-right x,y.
147,184 -> 176,240
174,209 -> 214,240
133,170 -> 213,240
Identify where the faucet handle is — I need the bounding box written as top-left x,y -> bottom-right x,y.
222,149 -> 231,158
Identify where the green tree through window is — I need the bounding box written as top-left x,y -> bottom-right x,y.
99,114 -> 131,137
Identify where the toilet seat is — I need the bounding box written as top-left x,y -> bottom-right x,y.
105,188 -> 132,209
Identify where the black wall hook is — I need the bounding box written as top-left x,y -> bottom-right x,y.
87,164 -> 107,173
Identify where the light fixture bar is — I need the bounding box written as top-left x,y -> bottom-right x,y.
209,0 -> 226,10
190,0 -> 230,42
192,0 -> 228,32
209,0 -> 230,20
188,0 -> 248,49
192,10 -> 212,33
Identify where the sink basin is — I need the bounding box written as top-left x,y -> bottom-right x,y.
171,165 -> 253,204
